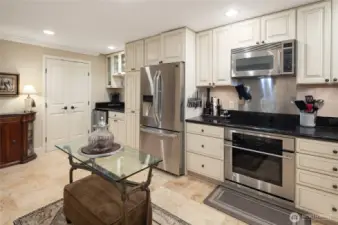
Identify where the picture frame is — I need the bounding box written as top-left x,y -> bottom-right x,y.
0,73 -> 20,96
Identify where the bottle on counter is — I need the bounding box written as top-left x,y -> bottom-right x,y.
216,99 -> 222,116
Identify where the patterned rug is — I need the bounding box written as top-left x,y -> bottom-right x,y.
13,199 -> 190,225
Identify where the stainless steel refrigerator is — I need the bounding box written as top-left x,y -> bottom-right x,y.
140,62 -> 184,175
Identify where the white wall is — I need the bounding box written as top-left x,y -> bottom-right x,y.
0,39 -> 108,148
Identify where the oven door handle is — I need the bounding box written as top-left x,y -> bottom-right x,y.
224,143 -> 292,160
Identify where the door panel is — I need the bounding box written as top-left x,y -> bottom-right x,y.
140,126 -> 183,175
196,31 -> 213,86
134,40 -> 144,70
140,63 -> 183,131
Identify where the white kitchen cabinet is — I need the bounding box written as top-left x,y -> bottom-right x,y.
212,26 -> 232,86
196,30 -> 213,86
297,1 -> 332,84
161,29 -> 186,63
261,9 -> 296,43
108,118 -> 126,145
232,18 -> 260,48
144,35 -> 161,66
106,54 -> 124,88
126,40 -> 144,71
125,111 -> 139,149
124,71 -> 140,112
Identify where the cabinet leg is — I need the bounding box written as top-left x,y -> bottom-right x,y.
65,217 -> 72,224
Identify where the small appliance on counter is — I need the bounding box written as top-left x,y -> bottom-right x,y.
92,102 -> 125,131
293,95 -> 324,127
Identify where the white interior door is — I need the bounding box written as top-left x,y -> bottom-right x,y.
45,58 -> 90,151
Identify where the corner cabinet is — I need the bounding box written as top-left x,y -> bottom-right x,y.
0,112 -> 36,168
125,40 -> 144,72
196,30 -> 213,86
297,1 -> 332,84
144,35 -> 162,66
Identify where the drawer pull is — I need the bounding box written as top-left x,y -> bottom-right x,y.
12,140 -> 16,144
333,167 -> 338,172
201,145 -> 204,148
201,164 -> 204,168
333,185 -> 338,189
333,207 -> 337,212
201,129 -> 204,133
334,150 -> 338,154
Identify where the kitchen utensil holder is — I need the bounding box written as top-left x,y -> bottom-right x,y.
300,112 -> 316,127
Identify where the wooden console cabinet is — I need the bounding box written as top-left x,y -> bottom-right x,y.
0,112 -> 37,168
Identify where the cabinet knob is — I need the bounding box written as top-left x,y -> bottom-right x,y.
333,167 -> 338,172
333,184 -> 338,189
325,79 -> 330,82
131,68 -> 136,71
262,41 -> 265,44
333,150 -> 338,154
201,164 -> 204,168
212,83 -> 215,86
201,145 -> 204,148
71,106 -> 77,110
114,120 -> 118,122
12,140 -> 16,144
159,61 -> 163,64
201,129 -> 204,132
62,106 -> 68,110
333,207 -> 337,212
334,78 -> 338,82
256,42 -> 259,45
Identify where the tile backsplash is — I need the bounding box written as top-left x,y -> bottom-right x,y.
210,84 -> 338,118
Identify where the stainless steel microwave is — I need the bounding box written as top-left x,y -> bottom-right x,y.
231,40 -> 296,78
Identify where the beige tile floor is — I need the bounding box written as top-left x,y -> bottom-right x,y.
0,151 -> 326,225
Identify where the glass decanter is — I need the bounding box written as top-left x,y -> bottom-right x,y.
88,117 -> 114,153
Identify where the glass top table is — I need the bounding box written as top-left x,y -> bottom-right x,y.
55,138 -> 162,182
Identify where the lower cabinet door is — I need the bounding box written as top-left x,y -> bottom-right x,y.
0,122 -> 22,164
296,185 -> 338,222
117,120 -> 126,145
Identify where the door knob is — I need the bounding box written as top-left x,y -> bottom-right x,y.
201,164 -> 204,168
333,167 -> 338,172
334,78 -> 338,82
325,79 -> 330,82
333,150 -> 338,154
256,42 -> 259,45
332,207 -> 337,212
333,184 -> 338,189
71,106 -> 77,110
62,106 -> 68,110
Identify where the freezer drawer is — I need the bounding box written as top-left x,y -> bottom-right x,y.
140,126 -> 184,175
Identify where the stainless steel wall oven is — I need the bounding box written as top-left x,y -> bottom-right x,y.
224,128 -> 295,201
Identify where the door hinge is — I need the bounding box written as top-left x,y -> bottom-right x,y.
88,101 -> 90,106
45,68 -> 47,74
45,102 -> 48,108
88,130 -> 90,134
45,137 -> 47,142
88,72 -> 90,76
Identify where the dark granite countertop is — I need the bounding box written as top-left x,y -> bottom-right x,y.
186,115 -> 338,142
95,107 -> 125,113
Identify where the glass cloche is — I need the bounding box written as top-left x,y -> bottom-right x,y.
87,117 -> 115,154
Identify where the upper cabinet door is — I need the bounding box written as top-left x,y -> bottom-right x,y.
297,2 -> 331,84
212,26 -> 232,86
232,18 -> 260,48
124,72 -> 135,111
261,9 -> 296,43
134,40 -> 144,71
125,42 -> 135,72
161,29 -> 186,63
145,35 -> 161,66
196,31 -> 213,87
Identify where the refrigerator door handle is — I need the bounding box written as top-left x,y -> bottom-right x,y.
157,70 -> 162,120
153,70 -> 159,125
140,127 -> 178,138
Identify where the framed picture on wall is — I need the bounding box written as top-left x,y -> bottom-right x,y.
0,73 -> 19,96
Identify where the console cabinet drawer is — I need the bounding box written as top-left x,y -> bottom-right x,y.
297,138 -> 338,160
187,152 -> 223,181
186,123 -> 223,138
108,112 -> 125,120
296,185 -> 338,222
297,169 -> 338,195
297,154 -> 338,177
186,133 -> 223,159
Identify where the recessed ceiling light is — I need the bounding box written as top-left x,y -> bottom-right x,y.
43,30 -> 55,35
108,46 -> 116,50
226,9 -> 238,17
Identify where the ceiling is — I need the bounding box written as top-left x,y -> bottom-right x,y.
0,0 -> 319,56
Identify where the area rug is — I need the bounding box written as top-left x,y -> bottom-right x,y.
204,185 -> 311,225
13,199 -> 190,225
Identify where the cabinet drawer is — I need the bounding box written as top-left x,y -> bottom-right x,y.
186,123 -> 223,138
297,154 -> 338,177
186,133 -> 223,160
187,152 -> 223,181
297,169 -> 338,195
108,112 -> 125,120
296,185 -> 338,222
297,138 -> 338,160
